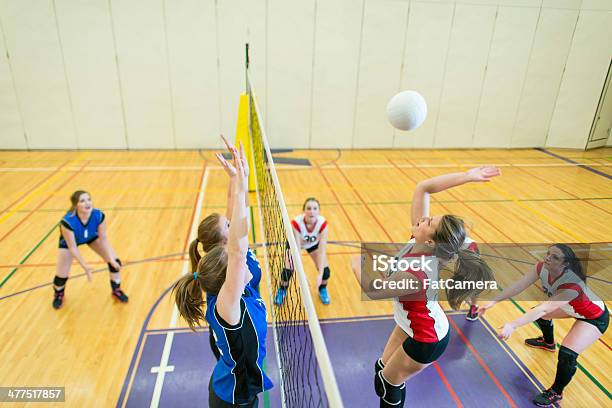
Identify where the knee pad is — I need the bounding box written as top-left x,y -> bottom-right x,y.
374,371 -> 405,406
536,318 -> 553,329
53,276 -> 68,288
558,345 -> 578,368
108,258 -> 122,273
281,268 -> 293,282
322,266 -> 330,281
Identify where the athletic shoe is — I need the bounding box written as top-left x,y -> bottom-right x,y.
112,288 -> 129,303
319,287 -> 330,305
466,304 -> 479,321
52,292 -> 64,309
274,288 -> 287,305
533,388 -> 562,407
525,336 -> 556,352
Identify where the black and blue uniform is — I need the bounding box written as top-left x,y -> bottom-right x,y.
59,209 -> 105,249
206,284 -> 273,405
208,248 -> 262,361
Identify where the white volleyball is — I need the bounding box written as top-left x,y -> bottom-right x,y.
386,91 -> 428,132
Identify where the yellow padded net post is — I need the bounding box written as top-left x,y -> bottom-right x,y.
235,93 -> 255,192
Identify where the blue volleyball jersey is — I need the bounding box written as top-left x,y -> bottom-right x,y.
206,285 -> 273,404
246,248 -> 261,293
59,208 -> 105,248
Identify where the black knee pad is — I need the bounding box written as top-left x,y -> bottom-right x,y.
108,258 -> 122,273
536,318 -> 553,329
558,345 -> 578,368
53,276 -> 68,288
374,371 -> 405,406
281,268 -> 293,282
322,266 -> 330,281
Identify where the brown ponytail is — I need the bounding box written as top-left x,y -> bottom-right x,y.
189,239 -> 201,273
432,215 -> 495,310
446,249 -> 494,310
172,245 -> 228,331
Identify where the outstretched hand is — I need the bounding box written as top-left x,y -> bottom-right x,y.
466,166 -> 501,182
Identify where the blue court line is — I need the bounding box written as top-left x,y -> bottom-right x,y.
535,148 -> 612,179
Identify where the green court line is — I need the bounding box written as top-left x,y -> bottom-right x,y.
0,222 -> 58,289
501,287 -> 611,399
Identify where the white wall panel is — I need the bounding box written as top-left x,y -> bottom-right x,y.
0,0 -> 76,149
55,0 -> 125,149
473,6 -> 538,147
310,0 -> 363,148
547,11 -> 612,148
512,8 -> 577,147
267,0 -> 315,149
435,3 -> 496,147
542,0 -> 581,9
353,0 -> 409,148
394,1 -> 453,148
217,0 -> 249,149
0,22 -> 25,149
581,0 -> 612,11
245,0 -> 267,127
110,0 -> 174,148
165,0 -> 220,148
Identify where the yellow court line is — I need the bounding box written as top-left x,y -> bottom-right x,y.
0,155 -> 85,226
435,152 -> 589,243
478,315 -> 544,393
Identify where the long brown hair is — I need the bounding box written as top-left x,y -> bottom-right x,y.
172,245 -> 228,331
69,190 -> 89,212
188,213 -> 225,272
432,215 -> 494,310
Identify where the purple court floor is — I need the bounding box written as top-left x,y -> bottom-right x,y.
117,312 -> 548,407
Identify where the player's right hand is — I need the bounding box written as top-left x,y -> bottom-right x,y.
84,266 -> 94,282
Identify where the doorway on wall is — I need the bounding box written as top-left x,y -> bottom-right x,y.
586,58 -> 612,150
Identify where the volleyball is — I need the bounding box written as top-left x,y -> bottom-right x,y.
386,90 -> 428,131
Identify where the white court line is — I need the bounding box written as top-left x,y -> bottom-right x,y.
1,162 -> 611,172
149,167 -> 209,408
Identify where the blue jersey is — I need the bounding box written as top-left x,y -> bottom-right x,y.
246,248 -> 261,293
206,285 -> 273,404
59,209 -> 105,248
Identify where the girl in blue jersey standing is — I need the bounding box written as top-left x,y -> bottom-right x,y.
188,135 -> 262,361
173,142 -> 272,407
52,190 -> 128,309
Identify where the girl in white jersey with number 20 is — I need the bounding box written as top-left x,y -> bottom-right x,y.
274,197 -> 331,305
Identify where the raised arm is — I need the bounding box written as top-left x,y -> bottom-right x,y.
216,143 -> 250,325
411,166 -> 501,225
479,264 -> 539,316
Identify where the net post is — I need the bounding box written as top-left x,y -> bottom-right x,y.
247,70 -> 344,408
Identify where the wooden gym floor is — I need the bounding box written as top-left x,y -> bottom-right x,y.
0,148 -> 610,407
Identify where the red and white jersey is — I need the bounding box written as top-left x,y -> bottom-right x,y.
393,242 -> 449,343
392,236 -> 479,342
536,262 -> 604,320
291,214 -> 328,250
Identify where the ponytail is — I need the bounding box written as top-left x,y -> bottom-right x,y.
189,239 -> 201,273
172,273 -> 205,331
173,245 -> 228,331
446,249 -> 494,310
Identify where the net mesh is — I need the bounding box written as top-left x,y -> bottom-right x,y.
248,80 -> 330,407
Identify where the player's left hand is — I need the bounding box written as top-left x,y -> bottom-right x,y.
466,166 -> 501,182
498,323 -> 515,340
